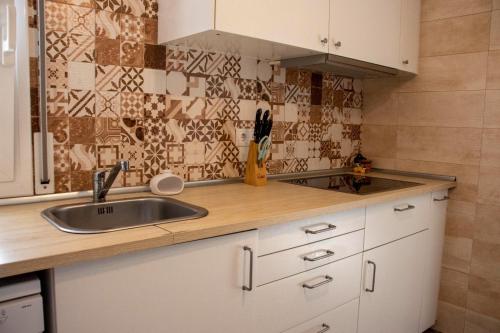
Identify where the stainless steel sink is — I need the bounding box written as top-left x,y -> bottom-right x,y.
41,197 -> 208,234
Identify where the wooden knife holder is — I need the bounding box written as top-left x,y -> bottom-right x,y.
244,142 -> 267,186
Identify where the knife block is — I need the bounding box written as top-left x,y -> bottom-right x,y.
244,141 -> 267,186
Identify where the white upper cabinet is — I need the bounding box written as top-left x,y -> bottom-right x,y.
399,0 -> 421,73
329,0 -> 402,69
215,0 -> 330,53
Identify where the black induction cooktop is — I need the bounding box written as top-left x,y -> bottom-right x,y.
281,174 -> 422,195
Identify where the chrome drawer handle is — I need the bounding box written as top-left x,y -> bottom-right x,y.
304,224 -> 337,234
303,250 -> 335,262
394,204 -> 415,212
433,196 -> 450,202
242,246 -> 254,291
365,260 -> 376,293
318,323 -> 331,333
302,275 -> 333,289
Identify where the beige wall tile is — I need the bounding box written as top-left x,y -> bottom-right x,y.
421,0 -> 492,21
360,125 -> 398,158
420,13 -> 491,57
398,91 -> 485,128
480,129 -> 500,166
435,301 -> 467,333
446,200 -> 477,239
478,166 -> 500,205
473,204 -> 500,244
368,157 -> 397,169
362,77 -> 402,94
401,52 -> 488,92
397,127 -> 482,166
465,310 -> 500,333
395,160 -> 479,202
495,0 -> 500,9
471,240 -> 500,280
439,268 -> 470,307
491,10 -> 500,50
443,236 -> 473,273
487,50 -> 500,89
362,92 -> 399,125
484,90 -> 500,128
467,275 -> 500,320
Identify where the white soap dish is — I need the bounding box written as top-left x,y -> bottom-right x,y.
150,170 -> 184,195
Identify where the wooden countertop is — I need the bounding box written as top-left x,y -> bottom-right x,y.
0,172 -> 455,278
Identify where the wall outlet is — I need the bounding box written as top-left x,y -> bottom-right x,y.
236,128 -> 254,147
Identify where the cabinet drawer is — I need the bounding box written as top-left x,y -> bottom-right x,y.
365,194 -> 430,249
257,230 -> 364,285
255,254 -> 362,333
259,208 -> 365,255
283,298 -> 359,333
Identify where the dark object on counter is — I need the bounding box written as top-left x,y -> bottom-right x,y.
281,174 -> 421,195
253,109 -> 273,143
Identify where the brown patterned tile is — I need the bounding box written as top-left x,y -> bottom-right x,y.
65,0 -> 95,8
144,93 -> 166,118
67,34 -> 94,63
120,40 -> 144,67
95,0 -> 122,12
54,144 -> 70,173
45,1 -> 67,32
96,117 -> 121,144
143,141 -> 166,180
144,18 -> 158,44
69,144 -> 96,171
30,88 -> 40,117
120,14 -> 144,41
166,143 -> 185,165
238,79 -> 257,100
55,173 -> 71,193
46,31 -> 68,61
95,37 -> 120,66
120,117 -> 144,145
30,58 -> 39,88
121,92 -> 143,118
48,117 -> 69,144
120,66 -> 143,92
96,64 -> 121,91
205,141 -> 239,164
144,44 -> 166,69
68,90 -> 95,117
96,10 -> 120,39
69,117 -> 95,144
67,5 -> 95,36
96,91 -> 120,118
223,55 -> 241,78
144,118 -> 168,143
46,59 -> 68,89
120,143 -> 143,168
142,0 -> 158,19
121,0 -> 145,16
96,145 -> 120,168
186,165 -> 205,181
166,46 -> 187,72
47,88 -> 69,116
70,170 -> 93,191
122,168 -> 143,186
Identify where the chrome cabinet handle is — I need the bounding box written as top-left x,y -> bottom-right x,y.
334,41 -> 342,47
365,260 -> 376,292
402,59 -> 409,64
303,250 -> 335,262
304,224 -> 337,234
302,275 -> 333,289
320,37 -> 328,44
242,246 -> 254,291
433,196 -> 450,202
318,323 -> 331,333
394,204 -> 415,212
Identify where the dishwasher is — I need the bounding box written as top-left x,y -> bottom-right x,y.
0,274 -> 45,333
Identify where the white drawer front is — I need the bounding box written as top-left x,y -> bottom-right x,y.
255,254 -> 362,333
365,194 -> 430,250
257,230 -> 364,286
258,208 -> 365,255
283,298 -> 359,333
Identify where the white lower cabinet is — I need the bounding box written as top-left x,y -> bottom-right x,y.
54,230 -> 258,333
255,254 -> 362,333
283,298 -> 359,333
358,231 -> 426,333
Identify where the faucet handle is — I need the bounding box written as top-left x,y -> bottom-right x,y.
93,170 -> 106,181
119,160 -> 130,171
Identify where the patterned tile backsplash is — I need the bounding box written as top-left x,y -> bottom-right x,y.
28,0 -> 363,193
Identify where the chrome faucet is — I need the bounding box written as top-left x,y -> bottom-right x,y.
93,160 -> 129,203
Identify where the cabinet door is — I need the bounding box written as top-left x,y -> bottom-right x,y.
330,0 -> 401,68
399,0 -> 421,73
55,230 -> 258,333
419,191 -> 448,331
358,231 -> 426,333
215,0 -> 330,53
